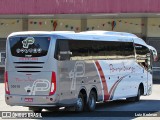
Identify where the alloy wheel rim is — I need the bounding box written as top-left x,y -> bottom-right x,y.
77,98 -> 83,111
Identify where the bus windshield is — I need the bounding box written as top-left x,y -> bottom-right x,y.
9,36 -> 50,57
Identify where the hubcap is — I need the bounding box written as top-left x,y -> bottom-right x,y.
76,98 -> 83,111
138,89 -> 140,98
89,96 -> 95,108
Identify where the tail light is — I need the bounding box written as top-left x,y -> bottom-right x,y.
4,71 -> 10,95
49,72 -> 56,96
154,56 -> 158,62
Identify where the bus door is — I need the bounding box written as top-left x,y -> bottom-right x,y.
135,44 -> 152,94
146,51 -> 153,94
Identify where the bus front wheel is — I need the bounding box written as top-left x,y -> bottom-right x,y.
86,91 -> 96,111
126,87 -> 141,102
134,87 -> 141,102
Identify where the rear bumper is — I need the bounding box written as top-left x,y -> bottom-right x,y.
5,94 -> 59,107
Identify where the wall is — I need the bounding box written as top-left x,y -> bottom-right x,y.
0,19 -> 81,38
0,18 -> 156,38
28,19 -> 81,32
0,18 -> 142,38
1,18 -> 160,38
147,18 -> 160,37
0,19 -> 22,38
87,18 -> 141,35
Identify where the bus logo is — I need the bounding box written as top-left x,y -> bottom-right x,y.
24,79 -> 50,95
69,61 -> 85,90
22,37 -> 35,49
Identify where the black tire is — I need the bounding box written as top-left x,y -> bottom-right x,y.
126,97 -> 135,102
135,87 -> 141,102
75,93 -> 84,112
29,107 -> 42,113
65,106 -> 75,111
46,107 -> 59,112
126,87 -> 141,102
86,91 -> 96,112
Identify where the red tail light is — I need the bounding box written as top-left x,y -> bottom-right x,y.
4,71 -> 10,95
154,56 -> 158,62
49,72 -> 56,96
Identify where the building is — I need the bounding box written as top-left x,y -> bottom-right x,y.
0,0 -> 160,72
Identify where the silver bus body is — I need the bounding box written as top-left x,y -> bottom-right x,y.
5,31 -> 152,111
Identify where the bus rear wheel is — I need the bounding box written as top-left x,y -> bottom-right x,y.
75,93 -> 84,112
86,91 -> 96,112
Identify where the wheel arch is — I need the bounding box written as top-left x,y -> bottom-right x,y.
89,86 -> 98,101
139,82 -> 144,95
79,87 -> 87,104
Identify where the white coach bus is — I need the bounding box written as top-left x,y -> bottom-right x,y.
5,31 -> 152,112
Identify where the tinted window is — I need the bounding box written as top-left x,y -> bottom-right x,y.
69,40 -> 92,60
55,40 -> 70,60
70,40 -> 134,60
135,44 -> 150,59
55,39 -> 135,60
92,41 -> 134,59
9,37 -> 50,57
135,44 -> 151,69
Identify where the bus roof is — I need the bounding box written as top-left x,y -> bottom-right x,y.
80,30 -> 137,37
8,31 -> 75,37
7,31 -> 147,45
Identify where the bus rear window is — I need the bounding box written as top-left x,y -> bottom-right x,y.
9,36 -> 50,57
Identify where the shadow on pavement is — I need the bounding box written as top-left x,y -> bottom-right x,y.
40,99 -> 160,119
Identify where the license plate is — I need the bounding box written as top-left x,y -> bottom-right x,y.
24,98 -> 33,102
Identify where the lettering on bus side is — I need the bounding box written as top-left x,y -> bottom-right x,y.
109,62 -> 135,73
11,85 -> 20,88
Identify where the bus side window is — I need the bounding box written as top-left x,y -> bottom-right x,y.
135,44 -> 151,70
69,40 -> 92,60
55,40 -> 70,61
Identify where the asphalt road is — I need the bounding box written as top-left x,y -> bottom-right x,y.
0,79 -> 160,120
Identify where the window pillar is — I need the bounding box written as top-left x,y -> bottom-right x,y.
22,18 -> 28,31
81,19 -> 87,31
141,18 -> 148,41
